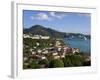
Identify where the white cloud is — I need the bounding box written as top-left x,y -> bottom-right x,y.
30,12 -> 52,21
30,12 -> 67,21
50,12 -> 66,19
36,13 -> 49,20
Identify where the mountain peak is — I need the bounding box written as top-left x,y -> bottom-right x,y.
30,25 -> 45,29
23,25 -> 90,39
24,25 -> 66,38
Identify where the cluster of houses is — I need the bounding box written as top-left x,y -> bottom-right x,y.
23,34 -> 50,39
23,35 -> 80,62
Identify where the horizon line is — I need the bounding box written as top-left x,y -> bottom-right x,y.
23,25 -> 91,35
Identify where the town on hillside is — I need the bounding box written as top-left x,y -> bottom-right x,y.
23,34 -> 91,69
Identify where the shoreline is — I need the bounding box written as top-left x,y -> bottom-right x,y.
23,37 -> 91,69
62,38 -> 91,55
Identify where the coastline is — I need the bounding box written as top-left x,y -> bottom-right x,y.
63,38 -> 91,55
23,35 -> 91,69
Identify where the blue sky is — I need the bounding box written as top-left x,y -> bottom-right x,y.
23,10 -> 91,35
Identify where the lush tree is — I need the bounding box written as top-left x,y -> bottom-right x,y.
30,60 -> 37,68
62,57 -> 73,67
23,63 -> 30,69
49,59 -> 64,68
29,59 -> 40,69
63,55 -> 84,67
38,59 -> 49,68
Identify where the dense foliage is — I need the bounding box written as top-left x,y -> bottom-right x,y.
49,59 -> 64,68
23,38 -> 91,69
23,54 -> 90,69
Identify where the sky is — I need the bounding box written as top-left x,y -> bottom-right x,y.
23,10 -> 91,35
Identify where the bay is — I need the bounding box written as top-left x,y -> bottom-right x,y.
63,38 -> 91,55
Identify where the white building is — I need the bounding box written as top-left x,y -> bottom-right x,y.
41,56 -> 46,60
61,55 -> 65,58
23,34 -> 50,39
55,41 -> 61,47
23,34 -> 30,38
31,35 -> 40,39
32,51 -> 36,55
30,48 -> 34,52
58,47 -> 62,52
54,55 -> 60,59
40,36 -> 50,39
42,50 -> 48,54
36,42 -> 40,46
72,48 -> 80,54
31,35 -> 50,39
23,57 -> 28,61
52,52 -> 58,56
37,49 -> 42,54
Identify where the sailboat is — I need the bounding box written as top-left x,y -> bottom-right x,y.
84,37 -> 87,40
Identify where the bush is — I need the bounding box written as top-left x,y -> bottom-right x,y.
23,63 -> 30,69
62,57 -> 73,67
63,55 -> 84,67
38,59 -> 49,68
30,59 -> 37,68
49,59 -> 64,68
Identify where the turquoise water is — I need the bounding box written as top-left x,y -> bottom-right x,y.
63,38 -> 91,55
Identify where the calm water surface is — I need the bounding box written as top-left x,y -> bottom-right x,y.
63,38 -> 91,55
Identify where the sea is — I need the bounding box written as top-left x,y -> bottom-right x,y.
63,38 -> 91,55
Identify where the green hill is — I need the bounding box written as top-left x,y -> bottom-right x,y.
24,25 -> 66,38
23,25 -> 90,39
